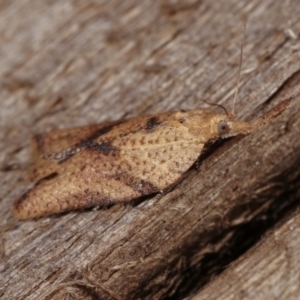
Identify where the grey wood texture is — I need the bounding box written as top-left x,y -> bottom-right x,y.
1,1 -> 300,299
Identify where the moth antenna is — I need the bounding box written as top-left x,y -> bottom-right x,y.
203,100 -> 229,116
232,22 -> 246,117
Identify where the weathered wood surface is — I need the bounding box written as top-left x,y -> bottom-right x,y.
0,0 -> 300,299
191,200 -> 300,300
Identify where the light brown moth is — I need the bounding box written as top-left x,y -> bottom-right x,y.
13,26 -> 291,220
14,107 -> 254,219
13,96 -> 292,220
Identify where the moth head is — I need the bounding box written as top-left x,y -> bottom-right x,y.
214,114 -> 252,139
200,102 -> 235,138
216,119 -> 232,138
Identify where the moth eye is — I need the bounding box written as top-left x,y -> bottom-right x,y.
217,120 -> 231,135
178,117 -> 186,123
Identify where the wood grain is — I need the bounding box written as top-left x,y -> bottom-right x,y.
192,194 -> 300,300
1,0 -> 300,299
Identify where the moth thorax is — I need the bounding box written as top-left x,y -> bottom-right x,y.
217,120 -> 231,137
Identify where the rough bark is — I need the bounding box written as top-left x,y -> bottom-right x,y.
1,1 -> 300,299
191,197 -> 300,300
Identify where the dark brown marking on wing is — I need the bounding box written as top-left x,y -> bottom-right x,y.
90,141 -> 119,156
37,114 -> 163,164
118,172 -> 159,195
131,179 -> 159,194
55,122 -> 123,163
64,193 -> 118,209
145,117 -> 163,132
84,121 -> 123,143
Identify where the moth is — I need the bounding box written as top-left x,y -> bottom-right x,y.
14,106 -> 255,219
13,26 -> 291,220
